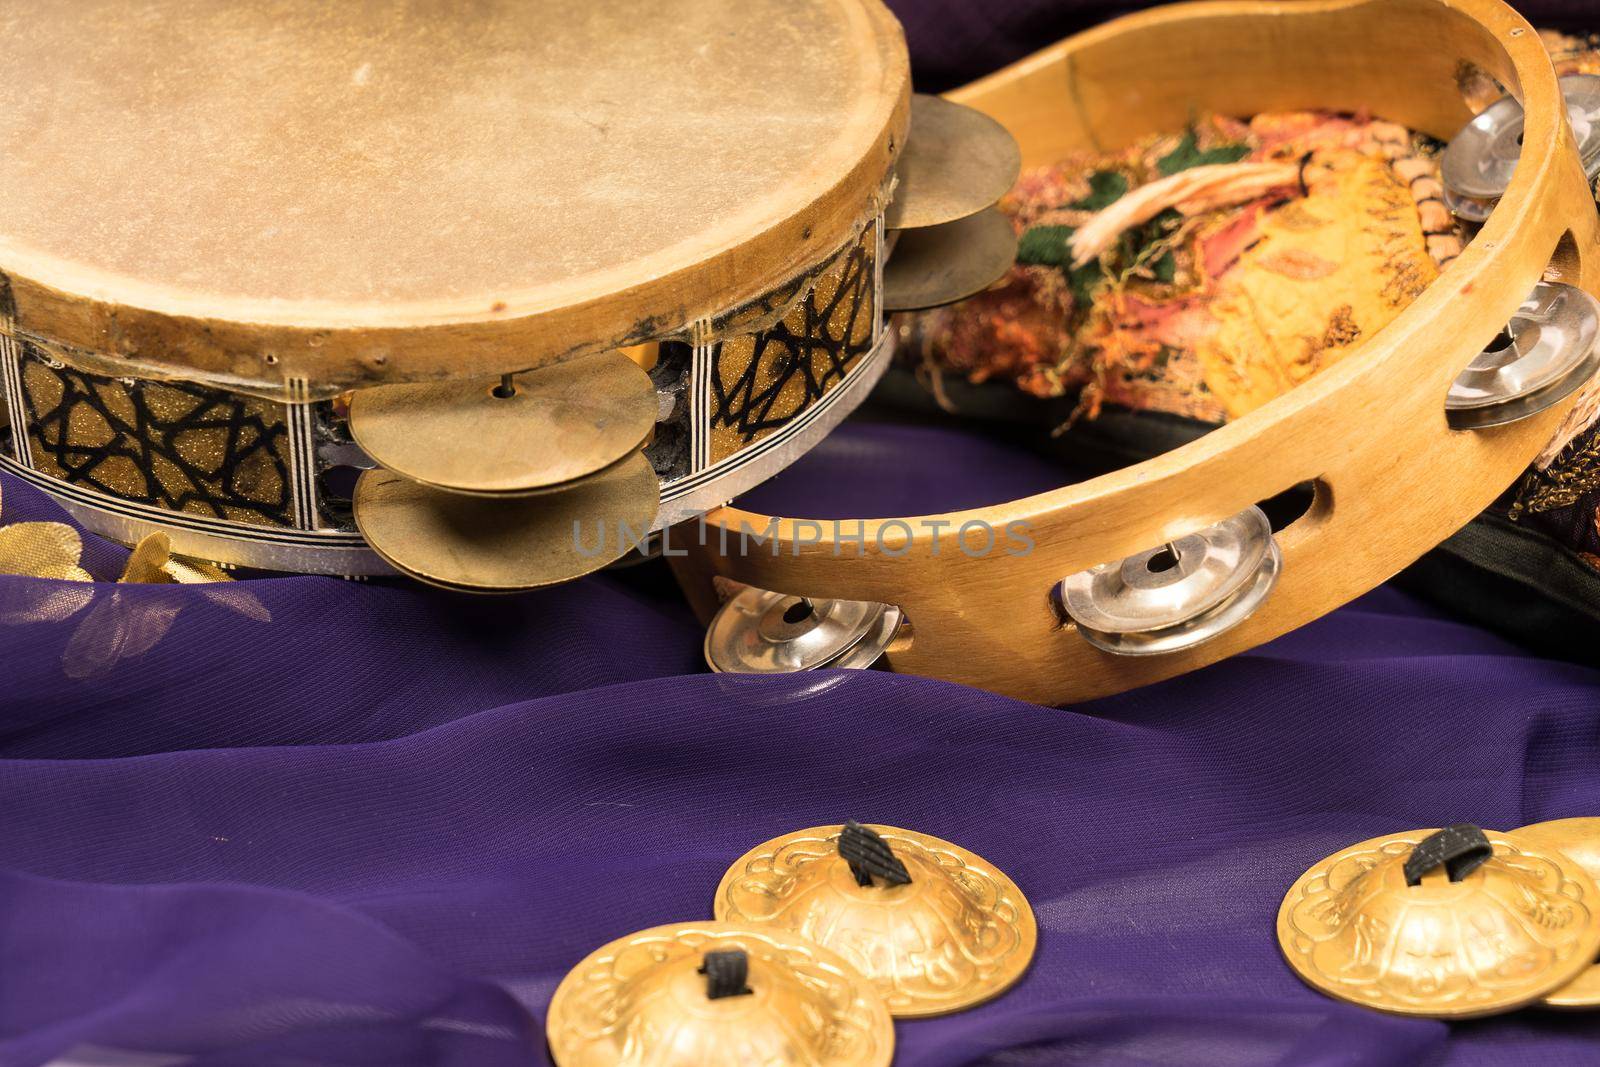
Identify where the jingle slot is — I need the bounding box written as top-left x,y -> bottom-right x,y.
1445,280 -> 1600,430
1545,228 -> 1582,286
316,464 -> 366,514
1454,60 -> 1506,116
1257,480 -> 1319,533
1055,505 -> 1282,657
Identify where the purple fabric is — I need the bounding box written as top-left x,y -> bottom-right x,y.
736,421 -> 1081,517
4,421 -> 1600,1066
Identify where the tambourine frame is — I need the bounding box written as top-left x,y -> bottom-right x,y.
671,0 -> 1600,705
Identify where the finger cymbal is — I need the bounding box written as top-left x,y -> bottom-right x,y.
1509,817 -> 1600,1009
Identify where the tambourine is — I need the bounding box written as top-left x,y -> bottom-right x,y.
675,0 -> 1600,704
0,0 -> 1018,591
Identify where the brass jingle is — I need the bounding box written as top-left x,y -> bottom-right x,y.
885,93 -> 1022,230
1569,73 -> 1600,166
1442,185 -> 1496,224
545,921 -> 893,1067
882,206 -> 1018,312
1446,281 -> 1600,430
1510,818 -> 1600,1009
1277,828 -> 1600,1018
408,446 -> 645,501
1057,506 -> 1281,657
347,350 -> 656,496
714,824 -> 1037,1017
1442,74 -> 1600,200
704,587 -> 898,674
351,452 -> 659,593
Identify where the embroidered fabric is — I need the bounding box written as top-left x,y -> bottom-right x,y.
898,112 -> 1452,423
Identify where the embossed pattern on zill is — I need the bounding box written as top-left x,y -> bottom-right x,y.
544,922 -> 892,1067
19,347 -> 293,527
1276,830 -> 1600,1018
714,824 -> 1037,1017
708,224 -> 877,462
1507,817 -> 1600,1008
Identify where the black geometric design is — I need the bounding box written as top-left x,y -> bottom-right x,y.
708,225 -> 877,460
18,346 -> 294,527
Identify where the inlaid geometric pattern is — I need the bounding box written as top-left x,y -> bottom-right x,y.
708,223 -> 877,462
0,220 -> 886,538
17,346 -> 294,527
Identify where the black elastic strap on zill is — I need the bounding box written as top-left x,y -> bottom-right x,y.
699,950 -> 752,999
1404,824 -> 1493,887
839,820 -> 912,888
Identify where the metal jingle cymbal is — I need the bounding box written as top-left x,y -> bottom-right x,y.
1278,826 -> 1600,1018
1442,92 -> 1530,201
704,586 -> 899,673
1509,818 -> 1600,1009
1057,506 -> 1281,656
825,604 -> 907,670
1442,185 -> 1496,224
714,823 -> 1037,1017
885,93 -> 1021,230
1446,281 -> 1600,430
1442,74 -> 1600,201
882,206 -> 1017,312
352,452 -> 660,592
347,350 -> 657,496
408,440 -> 652,501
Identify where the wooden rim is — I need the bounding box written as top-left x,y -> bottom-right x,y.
674,0 -> 1600,705
0,0 -> 909,394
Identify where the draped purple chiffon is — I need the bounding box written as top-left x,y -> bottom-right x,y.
6,417 -> 1599,1066
4,2 -> 1598,1064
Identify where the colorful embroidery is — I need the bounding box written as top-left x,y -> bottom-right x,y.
900,112 -> 1443,424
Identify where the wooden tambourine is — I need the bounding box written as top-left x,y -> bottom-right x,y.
0,0 -> 1024,589
674,0 -> 1600,704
